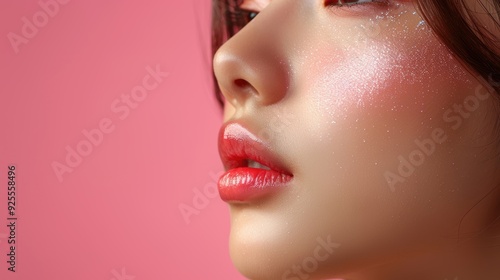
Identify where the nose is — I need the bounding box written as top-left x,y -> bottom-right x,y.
212,5 -> 290,110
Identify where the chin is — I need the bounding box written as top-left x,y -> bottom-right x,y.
228,217 -> 347,280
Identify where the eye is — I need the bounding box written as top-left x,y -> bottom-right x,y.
226,5 -> 259,35
247,11 -> 259,20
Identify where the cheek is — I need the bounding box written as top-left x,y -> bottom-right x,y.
307,29 -> 474,121
299,12 -> 478,165
284,12 -> 484,258
223,100 -> 236,122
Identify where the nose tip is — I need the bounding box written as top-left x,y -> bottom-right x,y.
213,51 -> 260,107
212,29 -> 290,109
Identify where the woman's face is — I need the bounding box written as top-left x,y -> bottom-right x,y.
213,0 -> 500,279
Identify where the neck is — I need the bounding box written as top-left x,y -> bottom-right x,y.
342,225 -> 500,280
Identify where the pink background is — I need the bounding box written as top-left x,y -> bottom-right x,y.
0,0 -> 245,279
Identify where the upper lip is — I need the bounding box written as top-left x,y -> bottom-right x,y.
218,122 -> 292,176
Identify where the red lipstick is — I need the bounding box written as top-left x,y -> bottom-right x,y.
217,122 -> 293,202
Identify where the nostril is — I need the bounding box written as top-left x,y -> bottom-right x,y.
234,79 -> 258,96
234,79 -> 250,88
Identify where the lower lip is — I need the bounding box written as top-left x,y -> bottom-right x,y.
218,167 -> 293,202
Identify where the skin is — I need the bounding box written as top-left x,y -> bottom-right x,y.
212,0 -> 500,279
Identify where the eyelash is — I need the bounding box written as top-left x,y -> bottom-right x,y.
228,0 -> 389,32
325,0 -> 388,7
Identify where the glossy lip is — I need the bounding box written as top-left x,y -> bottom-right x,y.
217,122 -> 293,202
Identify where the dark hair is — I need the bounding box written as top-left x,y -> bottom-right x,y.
211,0 -> 500,106
416,0 -> 500,91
